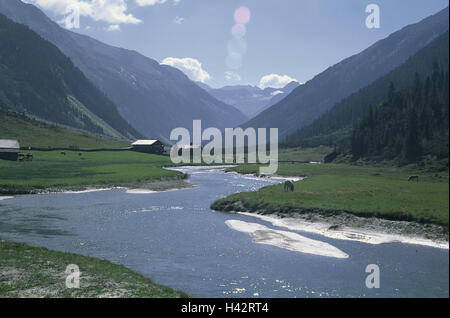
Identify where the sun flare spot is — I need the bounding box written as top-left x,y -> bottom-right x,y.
234,6 -> 251,24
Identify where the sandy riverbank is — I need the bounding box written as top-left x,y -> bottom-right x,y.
237,211 -> 449,249
225,219 -> 349,258
216,171 -> 448,250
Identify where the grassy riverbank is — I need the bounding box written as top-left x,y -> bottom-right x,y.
0,239 -> 188,298
212,162 -> 449,228
0,151 -> 187,195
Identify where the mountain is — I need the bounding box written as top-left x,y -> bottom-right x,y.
242,7 -> 449,139
284,31 -> 450,149
200,82 -> 299,118
0,13 -> 140,140
0,0 -> 247,143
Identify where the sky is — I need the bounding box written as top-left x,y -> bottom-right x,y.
23,0 -> 450,88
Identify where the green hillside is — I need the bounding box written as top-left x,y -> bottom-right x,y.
0,13 -> 140,140
0,110 -> 128,149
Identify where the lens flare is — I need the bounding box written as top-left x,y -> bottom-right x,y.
232,23 -> 247,38
228,37 -> 247,55
234,6 -> 251,25
226,7 -> 251,72
225,53 -> 243,70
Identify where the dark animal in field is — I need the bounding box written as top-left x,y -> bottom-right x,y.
284,180 -> 295,192
408,175 -> 419,182
61,152 -> 66,156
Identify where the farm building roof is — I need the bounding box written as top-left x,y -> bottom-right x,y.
0,140 -> 20,152
132,140 -> 161,146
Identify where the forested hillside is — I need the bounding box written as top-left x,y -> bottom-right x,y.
351,63 -> 449,163
283,32 -> 449,153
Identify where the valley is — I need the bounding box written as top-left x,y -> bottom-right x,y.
0,0 -> 448,300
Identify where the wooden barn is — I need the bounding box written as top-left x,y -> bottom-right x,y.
131,140 -> 164,154
0,139 -> 20,161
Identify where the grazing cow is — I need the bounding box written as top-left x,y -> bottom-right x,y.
408,175 -> 419,182
284,180 -> 295,192
61,152 -> 66,156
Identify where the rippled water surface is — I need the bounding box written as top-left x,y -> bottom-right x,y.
0,166 -> 448,297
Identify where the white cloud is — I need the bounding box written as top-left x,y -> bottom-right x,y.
105,24 -> 120,31
135,0 -> 167,6
224,71 -> 241,82
259,74 -> 298,89
173,0 -> 181,5
22,0 -> 141,26
174,16 -> 185,24
161,57 -> 211,83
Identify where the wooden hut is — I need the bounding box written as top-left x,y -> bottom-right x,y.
0,139 -> 20,161
131,140 -> 164,154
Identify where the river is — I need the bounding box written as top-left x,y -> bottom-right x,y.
0,166 -> 448,297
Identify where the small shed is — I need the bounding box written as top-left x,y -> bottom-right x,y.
132,140 -> 164,154
0,139 -> 20,161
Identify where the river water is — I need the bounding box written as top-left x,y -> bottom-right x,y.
0,166 -> 448,297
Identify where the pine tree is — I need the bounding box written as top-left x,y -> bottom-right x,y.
403,109 -> 422,162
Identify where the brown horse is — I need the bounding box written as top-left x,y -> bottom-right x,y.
284,181 -> 294,192
408,175 -> 419,182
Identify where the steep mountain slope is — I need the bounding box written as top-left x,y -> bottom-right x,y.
0,13 -> 139,140
243,7 -> 449,139
284,31 -> 449,148
0,0 -> 247,143
201,82 -> 299,118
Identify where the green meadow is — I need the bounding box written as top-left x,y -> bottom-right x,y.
0,150 -> 184,194
0,240 -> 188,298
213,161 -> 449,227
277,146 -> 333,162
